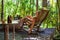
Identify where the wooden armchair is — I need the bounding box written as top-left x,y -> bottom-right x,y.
19,8 -> 49,34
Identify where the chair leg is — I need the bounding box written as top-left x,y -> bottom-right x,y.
37,26 -> 40,32
28,21 -> 35,34
19,19 -> 24,30
37,23 -> 41,32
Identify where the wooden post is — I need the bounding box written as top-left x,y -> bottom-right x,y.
12,24 -> 15,40
4,24 -> 9,40
1,0 -> 4,21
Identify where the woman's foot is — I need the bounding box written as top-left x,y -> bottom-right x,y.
28,31 -> 32,35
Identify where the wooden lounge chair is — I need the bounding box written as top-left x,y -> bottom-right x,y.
19,8 -> 49,34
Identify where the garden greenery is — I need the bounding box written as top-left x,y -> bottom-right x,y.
0,0 -> 58,28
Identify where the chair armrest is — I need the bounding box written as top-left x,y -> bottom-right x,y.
25,16 -> 34,22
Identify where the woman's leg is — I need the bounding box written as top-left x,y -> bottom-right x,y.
19,18 -> 24,30
28,20 -> 35,34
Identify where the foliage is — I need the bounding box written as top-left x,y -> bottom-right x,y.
41,0 -> 58,28
0,0 -> 58,28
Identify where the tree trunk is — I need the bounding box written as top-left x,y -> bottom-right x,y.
57,0 -> 60,23
42,0 -> 47,28
36,0 -> 38,11
57,0 -> 60,31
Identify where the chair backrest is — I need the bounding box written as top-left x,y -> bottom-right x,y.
35,9 -> 49,23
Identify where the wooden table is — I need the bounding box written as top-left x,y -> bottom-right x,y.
0,20 -> 19,40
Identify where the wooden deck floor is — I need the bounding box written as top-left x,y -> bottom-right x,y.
0,28 -> 55,40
